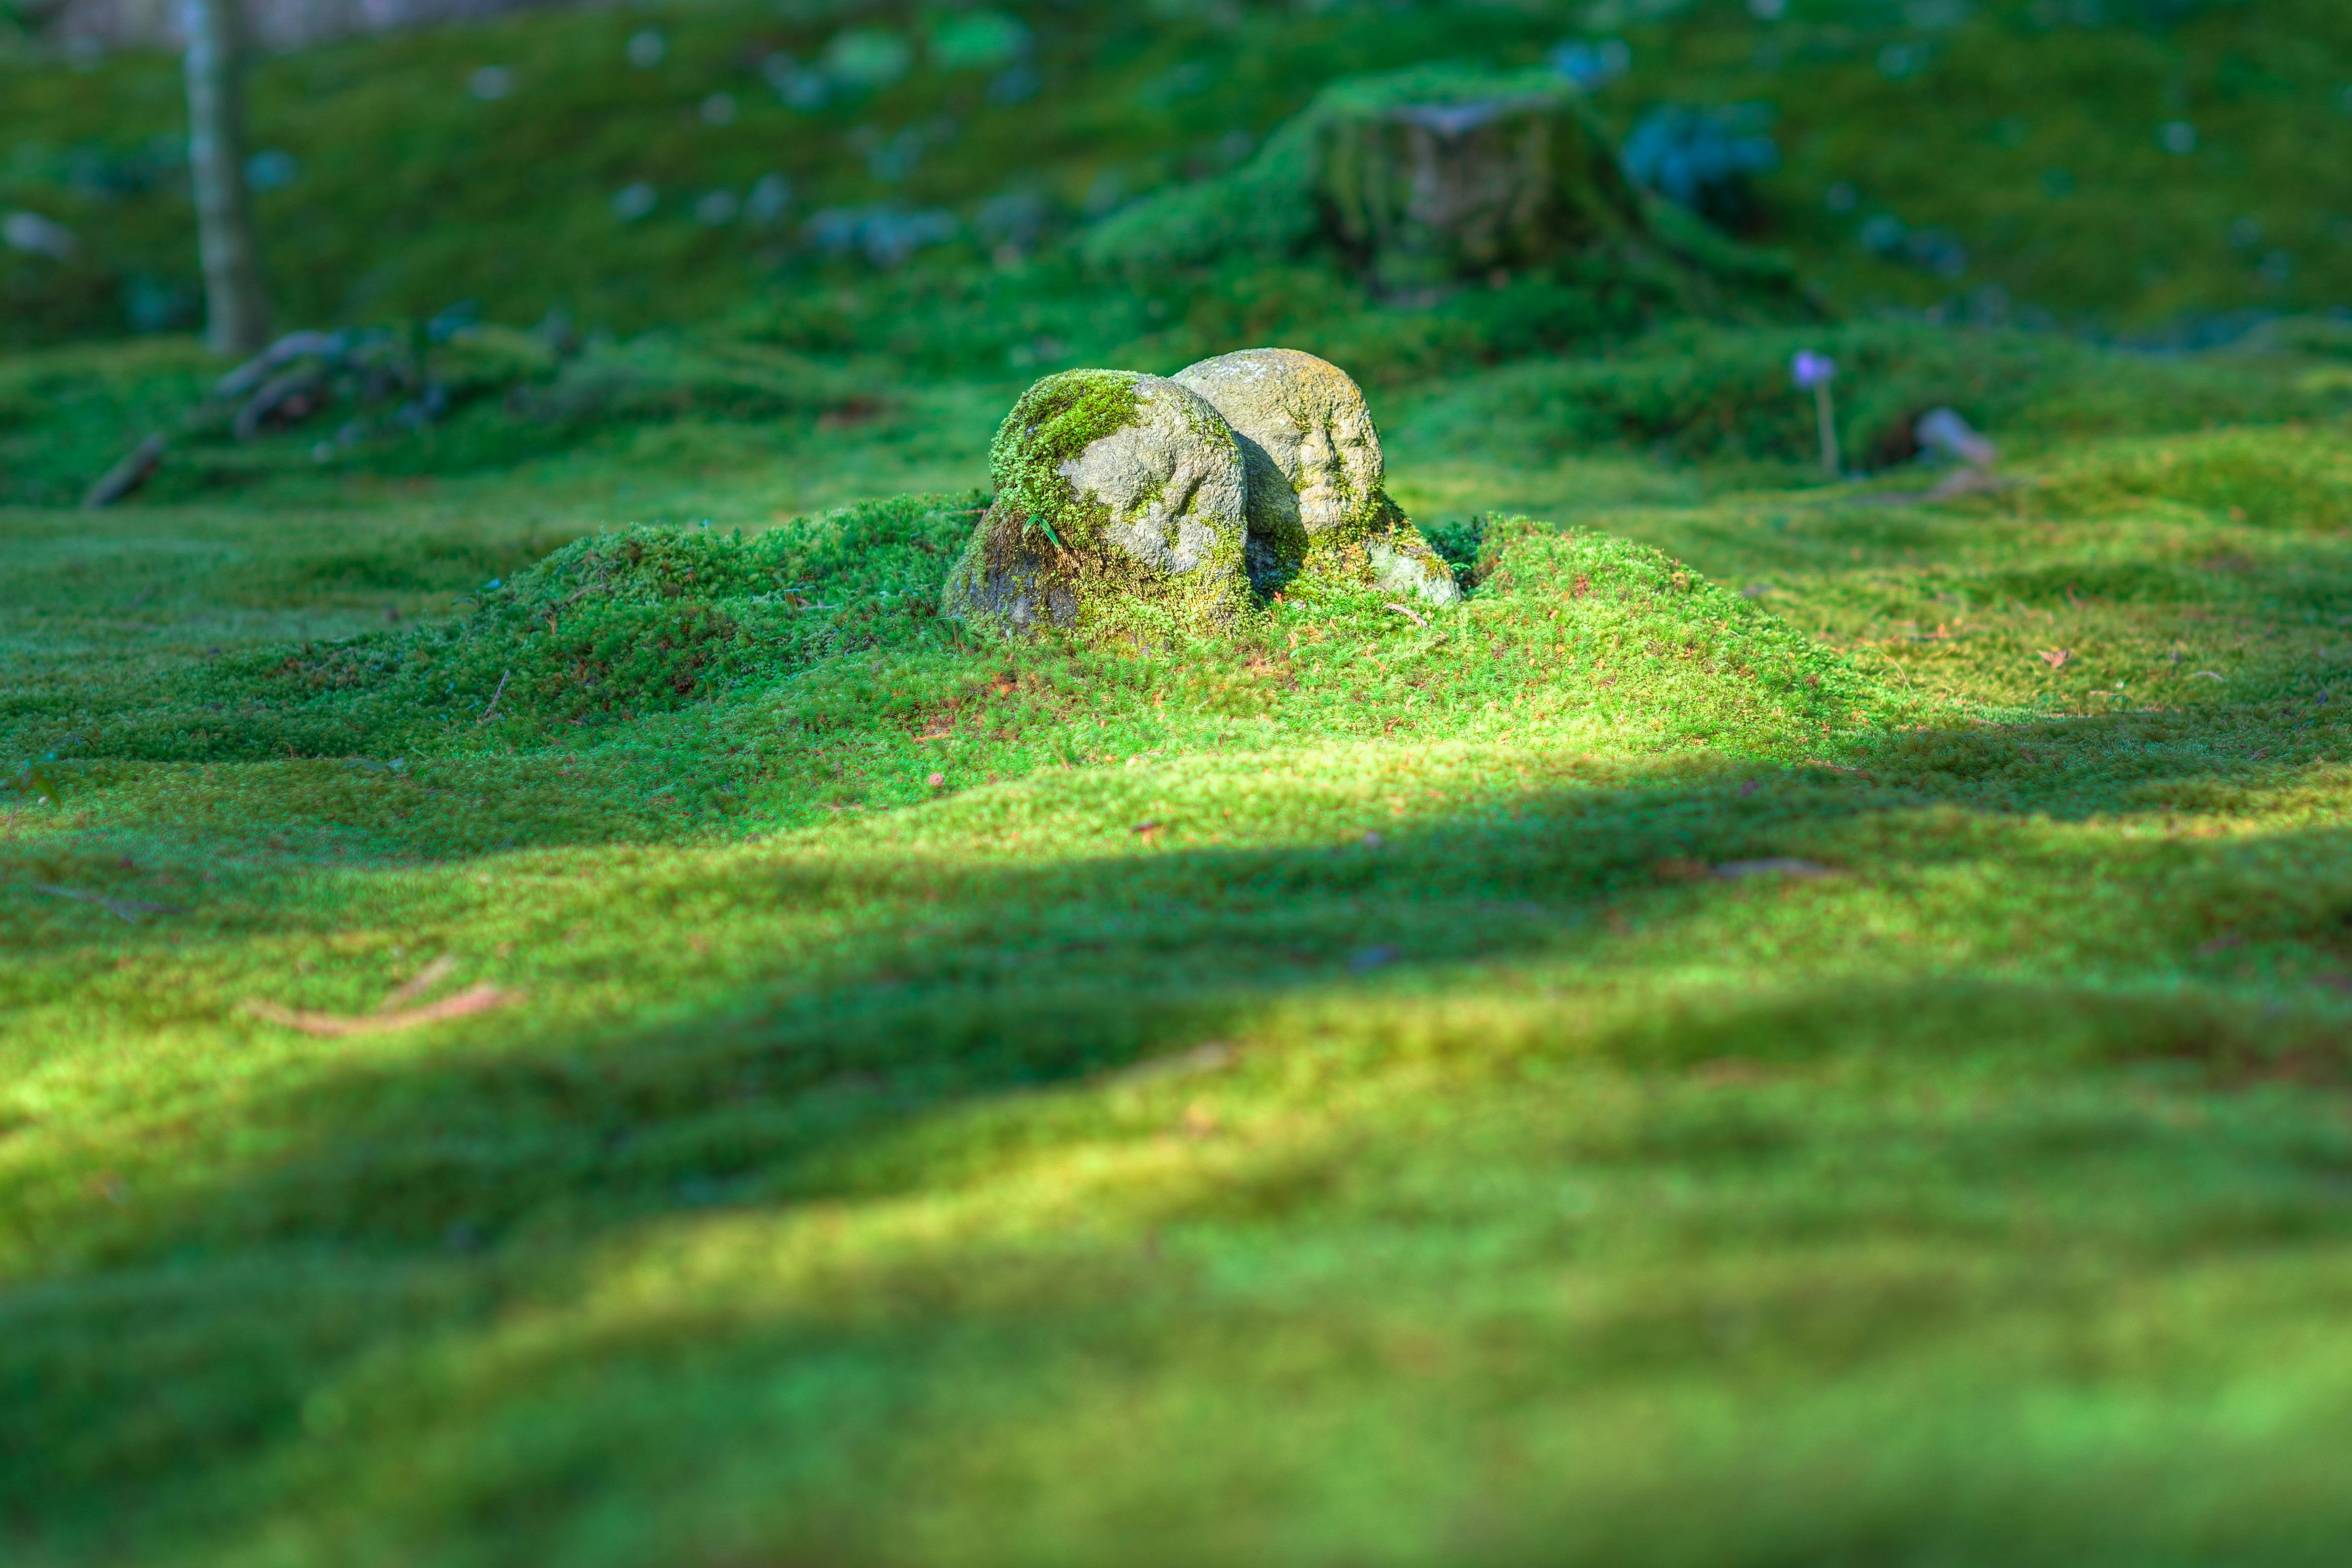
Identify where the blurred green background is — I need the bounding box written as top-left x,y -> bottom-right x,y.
8,0 -> 2348,347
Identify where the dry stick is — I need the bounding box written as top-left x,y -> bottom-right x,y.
478,668 -> 511,724
84,434 -> 168,510
1384,601 -> 1429,628
379,953 -> 458,1011
1110,1040 -> 1234,1087
244,984 -> 517,1038
28,882 -> 185,922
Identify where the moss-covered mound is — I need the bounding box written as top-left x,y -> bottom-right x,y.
1084,64 -> 1798,312
82,495 -> 980,760
943,369 -> 1252,639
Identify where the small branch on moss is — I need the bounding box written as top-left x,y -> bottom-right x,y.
478,668 -> 510,723
244,984 -> 518,1037
1384,602 -> 1429,628
84,433 -> 168,510
27,882 -> 185,922
380,954 -> 458,1011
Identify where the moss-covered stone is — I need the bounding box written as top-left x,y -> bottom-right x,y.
944,369 -> 1251,637
1362,521 -> 1462,608
1173,347 -> 1459,606
1173,348 -> 1380,566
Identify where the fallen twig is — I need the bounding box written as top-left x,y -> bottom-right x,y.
1384,601 -> 1429,628
1714,857 -> 1835,880
479,668 -> 511,723
243,983 -> 518,1038
27,882 -> 185,922
84,433 -> 168,510
1110,1040 -> 1233,1087
379,954 -> 458,1010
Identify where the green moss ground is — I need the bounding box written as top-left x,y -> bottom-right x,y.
9,316 -> 2352,1563
9,0 -> 2352,1560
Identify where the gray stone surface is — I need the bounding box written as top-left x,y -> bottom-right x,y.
1173,347 -> 1386,556
944,370 -> 1251,636
1175,347 -> 1459,606
1058,377 -> 1248,577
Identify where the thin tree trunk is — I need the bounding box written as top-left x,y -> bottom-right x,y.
181,0 -> 270,357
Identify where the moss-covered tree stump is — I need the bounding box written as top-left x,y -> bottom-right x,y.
1080,64 -> 1797,319
1172,348 -> 1458,606
942,369 -> 1251,637
1311,69 -> 1648,292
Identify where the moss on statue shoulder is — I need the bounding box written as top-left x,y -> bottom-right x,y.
950,370 -> 1252,640
988,369 -> 1147,547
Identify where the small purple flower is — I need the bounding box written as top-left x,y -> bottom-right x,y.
1790,350 -> 1837,390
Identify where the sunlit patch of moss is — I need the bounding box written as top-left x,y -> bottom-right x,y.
1393,319 -> 2352,478
18,390 -> 2352,1564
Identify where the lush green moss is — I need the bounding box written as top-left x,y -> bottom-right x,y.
1396,317 -> 2352,475
15,352 -> 2352,1562
1085,59 -> 1798,336
1079,102 -> 1325,276
25,495 -> 979,763
14,5 -> 2352,1555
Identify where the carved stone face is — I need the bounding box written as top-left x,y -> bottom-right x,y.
1054,378 -> 1246,575
948,369 -> 1252,638
1172,348 -> 1386,554
1289,390 -> 1384,536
